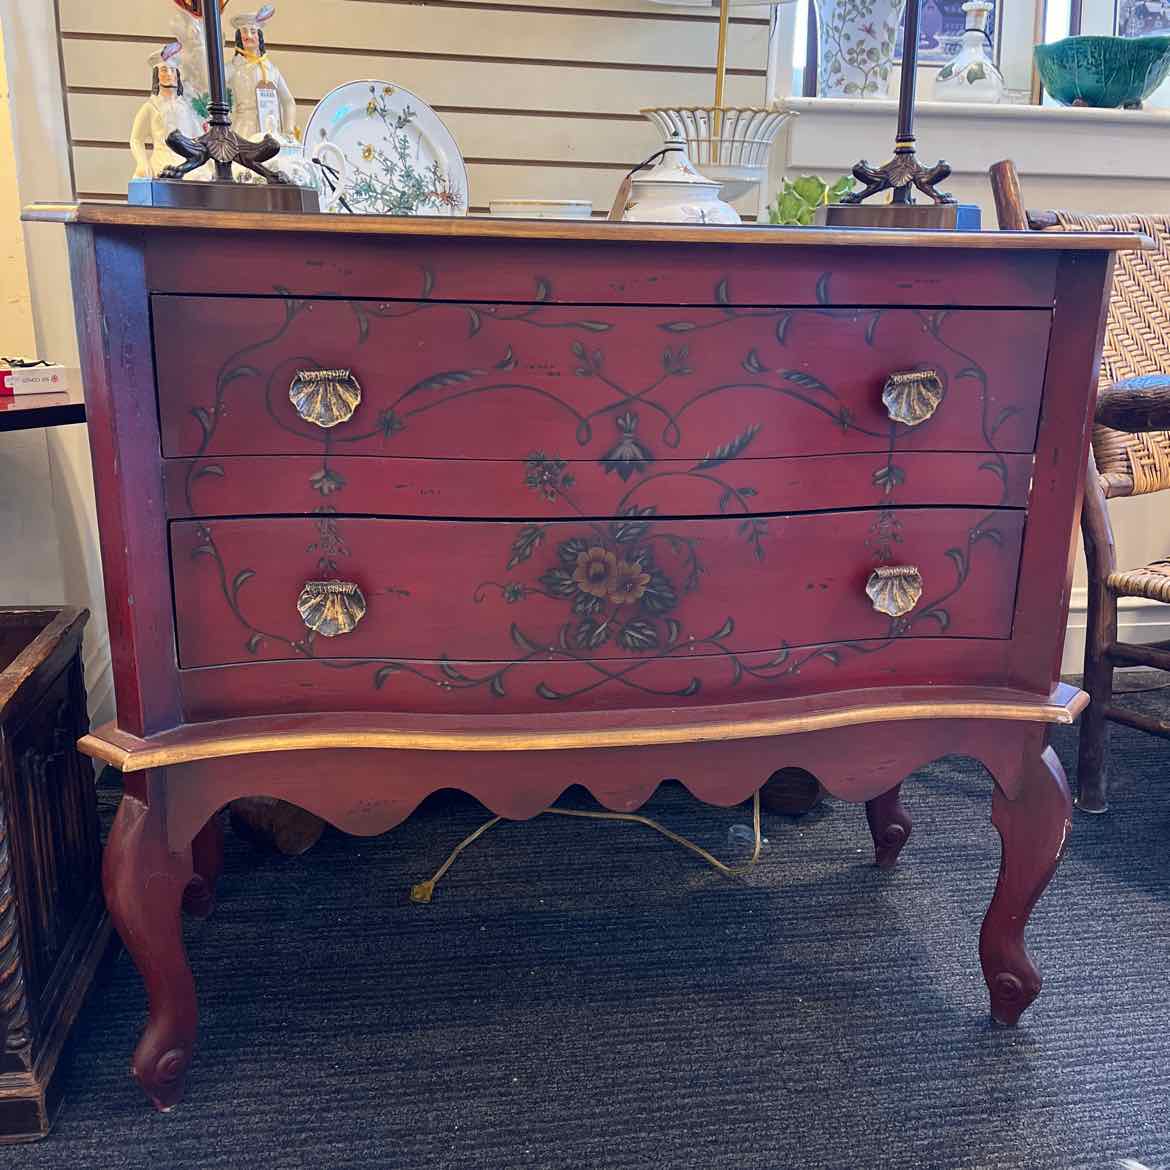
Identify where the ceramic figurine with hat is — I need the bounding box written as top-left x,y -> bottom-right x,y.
169,0 -> 230,121
169,0 -> 228,123
127,0 -> 317,210
129,42 -> 207,182
226,5 -> 298,142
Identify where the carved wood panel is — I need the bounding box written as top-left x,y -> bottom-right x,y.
0,659 -> 102,1076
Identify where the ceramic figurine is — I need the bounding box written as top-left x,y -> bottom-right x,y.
170,9 -> 209,121
621,133 -> 740,225
168,0 -> 229,122
227,6 -> 297,141
129,43 -> 206,181
934,1 -> 1005,102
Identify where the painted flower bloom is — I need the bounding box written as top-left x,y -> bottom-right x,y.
609,560 -> 651,605
524,452 -> 575,501
367,100 -> 377,115
573,547 -> 618,598
362,143 -> 375,161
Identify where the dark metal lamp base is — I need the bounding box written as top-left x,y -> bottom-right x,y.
814,201 -> 960,229
127,179 -> 320,213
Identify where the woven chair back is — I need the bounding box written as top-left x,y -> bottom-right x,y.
1048,211 -> 1170,495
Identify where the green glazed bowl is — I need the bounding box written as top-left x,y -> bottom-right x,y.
1035,35 -> 1170,108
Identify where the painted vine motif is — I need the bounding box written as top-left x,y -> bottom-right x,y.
183,267 -> 1013,516
185,272 -> 1011,702
182,271 -> 622,515
817,0 -> 903,98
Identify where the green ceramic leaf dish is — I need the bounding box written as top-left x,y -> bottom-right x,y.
1035,35 -> 1170,108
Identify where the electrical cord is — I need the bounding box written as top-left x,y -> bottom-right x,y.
409,789 -> 764,904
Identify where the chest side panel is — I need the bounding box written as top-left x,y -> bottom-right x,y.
68,226 -> 179,736
1008,250 -> 1115,692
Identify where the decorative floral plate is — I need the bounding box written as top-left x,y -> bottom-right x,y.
304,80 -> 468,216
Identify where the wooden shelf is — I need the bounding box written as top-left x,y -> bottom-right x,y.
0,387 -> 85,433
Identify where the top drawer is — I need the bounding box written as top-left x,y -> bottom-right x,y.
153,296 -> 1051,461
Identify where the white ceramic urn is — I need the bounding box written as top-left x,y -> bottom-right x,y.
621,133 -> 740,225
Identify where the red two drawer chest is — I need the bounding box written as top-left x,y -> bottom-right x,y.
27,203 -> 1145,1111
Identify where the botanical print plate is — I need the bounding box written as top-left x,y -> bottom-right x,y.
304,80 -> 468,216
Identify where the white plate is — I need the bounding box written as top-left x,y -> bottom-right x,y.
304,80 -> 468,216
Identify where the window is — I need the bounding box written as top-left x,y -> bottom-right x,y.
789,0 -> 1170,105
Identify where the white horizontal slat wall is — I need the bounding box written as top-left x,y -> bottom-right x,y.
57,0 -> 771,214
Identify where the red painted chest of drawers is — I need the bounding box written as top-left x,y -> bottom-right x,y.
30,202 -> 1144,1111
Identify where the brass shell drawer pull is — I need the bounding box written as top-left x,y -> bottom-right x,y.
882,369 -> 943,427
297,580 -> 367,637
289,368 -> 362,428
866,565 -> 923,618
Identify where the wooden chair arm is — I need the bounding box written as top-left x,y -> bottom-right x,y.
1095,374 -> 1170,432
989,160 -> 1061,231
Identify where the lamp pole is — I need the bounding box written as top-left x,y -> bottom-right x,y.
822,0 -> 959,224
892,0 -> 921,204
202,0 -> 233,181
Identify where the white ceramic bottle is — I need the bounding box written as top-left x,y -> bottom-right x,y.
934,0 -> 1006,103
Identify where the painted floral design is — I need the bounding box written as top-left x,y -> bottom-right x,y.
183,268 -> 1008,525
183,270 -> 1011,703
524,452 -> 575,501
816,0 -> 905,97
601,411 -> 653,481
573,547 -> 620,598
517,512 -> 684,654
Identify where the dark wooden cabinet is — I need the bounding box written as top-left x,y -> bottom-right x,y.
0,608 -> 109,1140
26,202 -> 1146,1113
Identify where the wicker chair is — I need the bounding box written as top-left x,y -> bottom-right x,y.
990,159 -> 1170,812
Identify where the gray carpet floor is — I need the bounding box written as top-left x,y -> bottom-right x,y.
4,692 -> 1170,1169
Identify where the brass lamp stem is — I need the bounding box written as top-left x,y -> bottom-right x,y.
714,0 -> 731,137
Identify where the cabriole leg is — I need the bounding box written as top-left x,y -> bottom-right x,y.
980,745 -> 1072,1025
103,773 -> 197,1111
865,783 -> 912,869
183,811 -> 225,919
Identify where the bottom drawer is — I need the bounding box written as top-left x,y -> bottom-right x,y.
176,638 -> 1018,720
171,508 -> 1025,682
